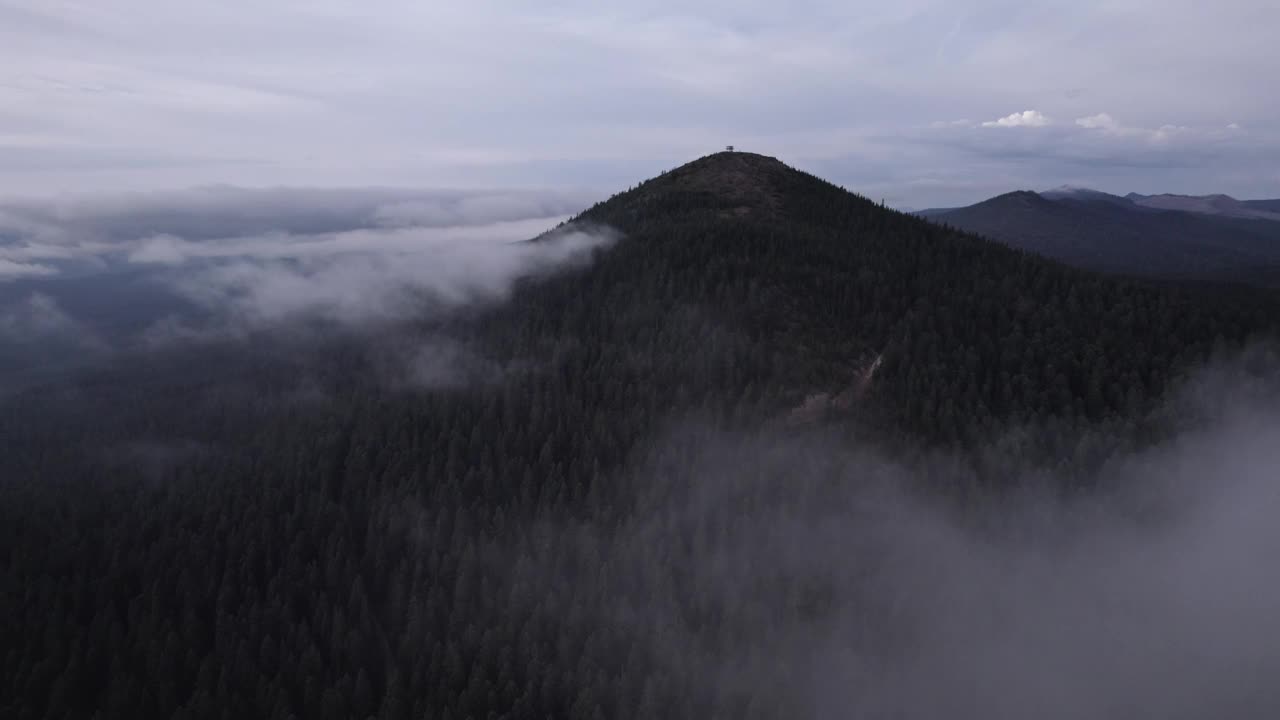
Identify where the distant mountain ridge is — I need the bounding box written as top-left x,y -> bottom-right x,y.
1246,199 -> 1280,213
922,187 -> 1280,285
1125,192 -> 1280,221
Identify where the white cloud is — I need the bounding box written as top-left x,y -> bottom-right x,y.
1072,113 -> 1217,144
1076,112 -> 1120,131
982,110 -> 1051,128
129,234 -> 190,265
1152,124 -> 1192,143
166,224 -> 613,327
122,216 -> 572,266
1,186 -> 616,361
0,186 -> 594,276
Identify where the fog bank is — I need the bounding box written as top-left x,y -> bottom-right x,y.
528,360 -> 1280,718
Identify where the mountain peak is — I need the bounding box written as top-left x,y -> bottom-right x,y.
1041,185 -> 1106,198
653,151 -> 792,213
976,190 -> 1048,208
580,150 -> 865,226
1039,186 -> 1133,206
1043,184 -> 1098,195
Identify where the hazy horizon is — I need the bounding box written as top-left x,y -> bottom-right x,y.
3,1 -> 1278,208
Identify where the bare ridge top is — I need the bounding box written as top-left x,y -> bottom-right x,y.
652,150 -> 794,212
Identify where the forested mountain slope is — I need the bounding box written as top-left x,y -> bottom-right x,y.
2,152 -> 1278,720
1246,199 -> 1280,213
555,153 -> 1275,441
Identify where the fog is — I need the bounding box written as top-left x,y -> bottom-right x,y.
0,186 -> 596,282
0,258 -> 56,279
155,221 -> 613,329
0,187 -> 613,389
0,186 -> 593,245
519,357 -> 1280,718
5,186 -> 1280,717
0,293 -> 89,343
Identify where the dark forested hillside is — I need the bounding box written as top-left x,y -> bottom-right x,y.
3,152 -> 1279,719
558,153 -> 1276,443
1245,199 -> 1280,213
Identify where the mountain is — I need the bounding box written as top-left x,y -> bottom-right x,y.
1039,186 -> 1135,206
1246,199 -> 1280,213
1126,192 -> 1280,221
915,185 -> 1139,216
569,154 -> 1276,434
926,188 -> 1280,284
3,152 -> 1279,720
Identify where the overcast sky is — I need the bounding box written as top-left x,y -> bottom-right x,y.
3,0 -> 1278,207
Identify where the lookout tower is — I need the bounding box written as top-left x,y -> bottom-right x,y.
725,145 -> 734,152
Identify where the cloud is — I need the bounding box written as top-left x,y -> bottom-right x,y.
163,223 -> 613,328
128,234 -> 189,265
0,1 -> 1276,208
0,258 -> 55,280
0,187 -> 619,398
511,354 -> 1280,718
0,186 -> 610,381
0,186 -> 592,247
982,110 -> 1051,128
137,314 -> 243,348
110,215 -> 619,394
0,292 -> 102,351
0,185 -> 597,279
370,336 -> 509,391
371,193 -> 589,229
0,293 -> 76,336
1076,112 -> 1119,130
900,110 -> 1280,206
1152,123 -> 1192,143
1072,114 -> 1212,144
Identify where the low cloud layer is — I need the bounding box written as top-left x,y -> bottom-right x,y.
0,258 -> 55,279
161,221 -> 613,328
0,293 -> 88,342
516,356 -> 1280,718
0,187 -> 611,388
0,186 -> 595,280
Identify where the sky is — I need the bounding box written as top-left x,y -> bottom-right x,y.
2,0 -> 1279,208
